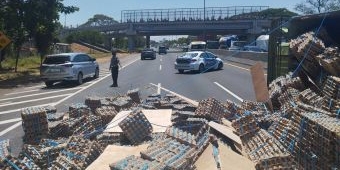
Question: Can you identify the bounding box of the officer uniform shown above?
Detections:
[109,49,121,87]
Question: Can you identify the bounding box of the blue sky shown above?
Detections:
[61,0,299,27]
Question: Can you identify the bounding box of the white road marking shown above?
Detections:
[0,93,72,107]
[0,121,22,136]
[224,62,267,76]
[214,82,244,102]
[157,83,161,94]
[5,89,40,96]
[150,83,198,106]
[0,103,56,115]
[0,87,82,102]
[224,63,249,71]
[159,65,162,71]
[0,118,21,125]
[53,58,140,106]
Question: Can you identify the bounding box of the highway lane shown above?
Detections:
[56,51,258,112]
[0,51,262,156]
[0,54,140,155]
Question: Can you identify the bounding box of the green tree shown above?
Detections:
[230,8,298,19]
[295,0,340,14]
[66,30,104,45]
[177,37,190,45]
[2,0,27,72]
[0,1,8,68]
[258,8,298,18]
[80,14,118,27]
[25,0,79,64]
[114,37,128,49]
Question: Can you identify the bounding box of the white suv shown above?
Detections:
[40,53,99,87]
[174,51,223,74]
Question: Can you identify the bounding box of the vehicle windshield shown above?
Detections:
[179,52,199,58]
[159,46,166,50]
[191,44,206,50]
[43,55,70,64]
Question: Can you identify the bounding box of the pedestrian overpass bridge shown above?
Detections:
[64,6,272,50]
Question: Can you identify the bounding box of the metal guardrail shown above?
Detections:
[121,6,269,23]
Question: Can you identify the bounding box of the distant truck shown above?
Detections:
[218,35,238,49]
[189,41,206,51]
[228,41,247,51]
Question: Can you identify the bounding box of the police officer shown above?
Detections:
[109,49,121,87]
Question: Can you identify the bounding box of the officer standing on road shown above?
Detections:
[109,48,122,87]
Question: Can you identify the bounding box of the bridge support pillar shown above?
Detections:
[128,36,135,52]
[146,35,150,48]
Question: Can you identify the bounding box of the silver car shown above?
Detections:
[174,51,223,74]
[40,53,99,87]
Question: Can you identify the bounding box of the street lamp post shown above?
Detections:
[203,0,206,42]
[204,0,205,21]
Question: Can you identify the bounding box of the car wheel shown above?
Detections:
[198,64,205,73]
[141,57,144,60]
[94,67,99,78]
[76,72,83,85]
[218,62,223,70]
[178,69,184,74]
[45,81,54,87]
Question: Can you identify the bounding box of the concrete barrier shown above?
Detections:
[208,49,268,62]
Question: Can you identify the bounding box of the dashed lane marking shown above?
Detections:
[150,83,198,106]
[214,82,244,102]
[157,83,161,94]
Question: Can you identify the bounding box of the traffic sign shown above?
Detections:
[0,31,11,50]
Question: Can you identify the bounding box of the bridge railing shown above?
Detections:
[121,6,269,23]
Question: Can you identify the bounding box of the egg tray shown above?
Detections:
[118,110,153,145]
[0,155,41,170]
[0,139,10,159]
[109,155,165,170]
[231,114,260,141]
[127,88,141,104]
[85,97,102,112]
[68,103,91,118]
[195,98,230,122]
[95,106,118,125]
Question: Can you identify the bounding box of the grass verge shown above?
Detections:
[0,56,41,88]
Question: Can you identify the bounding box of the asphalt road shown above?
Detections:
[0,51,262,156]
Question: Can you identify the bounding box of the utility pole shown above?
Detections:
[204,0,206,21]
[203,0,206,42]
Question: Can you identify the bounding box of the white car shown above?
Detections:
[174,51,223,74]
[40,53,99,87]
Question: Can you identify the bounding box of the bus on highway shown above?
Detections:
[189,41,206,51]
